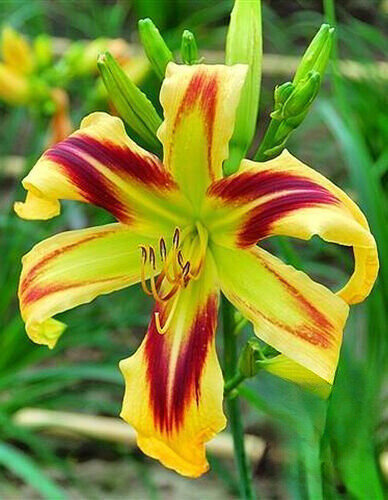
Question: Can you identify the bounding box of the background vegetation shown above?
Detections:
[0,0,386,498]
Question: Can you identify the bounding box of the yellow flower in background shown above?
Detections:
[15,63,378,477]
[0,27,33,104]
[71,37,149,82]
[1,26,34,75]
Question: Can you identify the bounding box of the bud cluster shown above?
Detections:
[255,24,334,161]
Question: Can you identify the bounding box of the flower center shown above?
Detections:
[139,222,208,334]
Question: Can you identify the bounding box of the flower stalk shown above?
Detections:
[222,296,256,500]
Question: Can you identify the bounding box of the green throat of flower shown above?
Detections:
[139,222,209,334]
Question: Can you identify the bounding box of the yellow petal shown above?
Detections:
[260,354,331,399]
[15,112,190,238]
[1,27,33,75]
[205,149,378,304]
[158,62,247,206]
[19,223,160,348]
[120,252,225,477]
[212,244,349,384]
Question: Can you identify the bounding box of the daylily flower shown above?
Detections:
[15,63,378,477]
[0,27,33,105]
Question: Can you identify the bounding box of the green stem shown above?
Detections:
[254,117,281,161]
[222,296,256,500]
[224,372,246,395]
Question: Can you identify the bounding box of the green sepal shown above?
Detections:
[138,18,173,81]
[180,30,200,65]
[97,51,162,150]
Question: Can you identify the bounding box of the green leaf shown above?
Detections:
[0,442,66,499]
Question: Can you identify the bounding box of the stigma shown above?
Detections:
[139,223,208,334]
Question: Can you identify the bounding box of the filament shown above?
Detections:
[154,293,180,335]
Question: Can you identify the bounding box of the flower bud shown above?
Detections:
[180,30,199,65]
[138,18,173,81]
[293,24,334,86]
[237,338,262,378]
[224,0,262,175]
[271,81,294,119]
[1,27,33,75]
[274,81,294,108]
[98,51,161,150]
[282,71,321,118]
[33,34,53,69]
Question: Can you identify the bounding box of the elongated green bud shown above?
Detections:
[224,0,262,175]
[98,51,162,150]
[293,24,334,85]
[138,18,173,81]
[180,30,199,64]
[238,338,263,378]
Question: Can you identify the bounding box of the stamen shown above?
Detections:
[159,238,167,261]
[177,250,185,269]
[149,246,156,269]
[188,222,208,279]
[173,227,180,248]
[154,294,179,335]
[139,246,153,296]
[182,261,190,278]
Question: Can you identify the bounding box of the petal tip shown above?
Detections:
[14,190,60,220]
[26,318,66,349]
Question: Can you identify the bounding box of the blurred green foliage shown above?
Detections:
[0,0,386,498]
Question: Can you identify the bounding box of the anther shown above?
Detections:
[182,261,190,277]
[149,246,156,269]
[173,228,180,248]
[177,250,185,269]
[140,245,147,262]
[159,238,167,261]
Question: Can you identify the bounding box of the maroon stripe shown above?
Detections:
[173,71,218,179]
[208,170,336,202]
[145,295,218,434]
[65,135,175,188]
[144,303,170,433]
[171,295,218,430]
[255,252,334,347]
[22,275,123,305]
[20,230,117,296]
[46,145,131,223]
[238,189,337,246]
